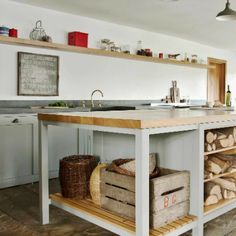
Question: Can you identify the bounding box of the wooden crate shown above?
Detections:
[100,167,190,228]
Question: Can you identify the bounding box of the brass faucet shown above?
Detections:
[91,89,104,107]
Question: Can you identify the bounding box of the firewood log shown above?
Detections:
[205,143,212,152]
[233,127,236,143]
[215,153,234,161]
[215,138,229,149]
[209,156,230,173]
[215,154,236,168]
[215,155,236,174]
[204,155,209,161]
[214,133,217,141]
[205,160,222,175]
[228,134,235,147]
[219,127,234,137]
[215,131,227,140]
[215,154,236,169]
[215,128,236,146]
[223,177,236,183]
[212,143,216,151]
[204,195,219,206]
[223,188,236,199]
[226,167,236,173]
[205,131,215,144]
[205,182,222,200]
[212,178,236,192]
[204,170,213,179]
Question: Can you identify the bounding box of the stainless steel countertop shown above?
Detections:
[0,107,90,114]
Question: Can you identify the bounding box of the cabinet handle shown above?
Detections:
[12,118,19,123]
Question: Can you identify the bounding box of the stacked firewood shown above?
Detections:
[204,154,236,206]
[205,127,236,152]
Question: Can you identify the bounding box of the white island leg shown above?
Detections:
[135,129,150,236]
[39,120,49,225]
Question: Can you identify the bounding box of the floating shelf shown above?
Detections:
[204,198,236,215]
[50,193,197,236]
[204,170,236,183]
[204,145,236,155]
[0,35,214,69]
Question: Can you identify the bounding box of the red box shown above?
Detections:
[68,31,88,48]
[9,28,18,38]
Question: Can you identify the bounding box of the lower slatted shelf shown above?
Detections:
[50,193,197,236]
[204,197,236,215]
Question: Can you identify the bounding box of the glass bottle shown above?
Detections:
[137,40,143,55]
[226,85,232,107]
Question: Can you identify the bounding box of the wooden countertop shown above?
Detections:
[38,109,236,129]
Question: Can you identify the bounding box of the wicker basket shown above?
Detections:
[59,155,97,199]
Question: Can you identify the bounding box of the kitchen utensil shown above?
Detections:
[168,53,180,59]
[170,81,180,103]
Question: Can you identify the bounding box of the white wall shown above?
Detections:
[1,0,236,101]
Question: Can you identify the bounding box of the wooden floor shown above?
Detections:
[0,179,114,236]
[0,179,236,236]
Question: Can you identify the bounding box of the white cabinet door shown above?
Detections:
[0,114,79,187]
[0,123,34,187]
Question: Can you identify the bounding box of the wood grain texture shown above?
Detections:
[204,198,236,215]
[0,35,213,69]
[50,193,197,235]
[151,201,189,229]
[38,109,236,129]
[100,167,190,228]
[207,57,226,104]
[100,183,135,205]
[100,168,135,191]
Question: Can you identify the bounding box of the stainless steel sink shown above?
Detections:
[90,106,136,111]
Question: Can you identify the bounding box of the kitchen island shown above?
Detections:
[38,109,236,236]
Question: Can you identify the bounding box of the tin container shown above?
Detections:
[68,31,88,48]
[0,26,9,36]
[9,28,18,37]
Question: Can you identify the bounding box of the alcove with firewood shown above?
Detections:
[204,127,236,213]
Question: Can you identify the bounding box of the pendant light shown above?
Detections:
[216,0,236,21]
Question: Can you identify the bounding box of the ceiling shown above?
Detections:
[10,0,236,50]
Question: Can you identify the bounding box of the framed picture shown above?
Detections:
[17,52,59,96]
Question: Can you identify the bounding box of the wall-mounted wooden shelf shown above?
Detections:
[0,35,214,69]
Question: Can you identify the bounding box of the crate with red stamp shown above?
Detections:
[100,167,190,229]
[68,31,88,48]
